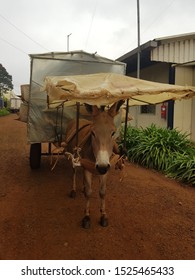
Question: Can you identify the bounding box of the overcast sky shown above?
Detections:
[0,0,194,94]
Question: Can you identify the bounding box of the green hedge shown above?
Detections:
[120,124,195,185]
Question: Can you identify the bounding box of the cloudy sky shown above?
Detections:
[0,0,194,94]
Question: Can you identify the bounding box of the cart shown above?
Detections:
[27,51,126,169]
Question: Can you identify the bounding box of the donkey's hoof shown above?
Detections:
[82,216,90,229]
[100,215,108,227]
[69,190,76,198]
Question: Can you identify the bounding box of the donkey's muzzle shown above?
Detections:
[96,164,110,175]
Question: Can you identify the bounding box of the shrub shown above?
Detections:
[0,108,10,116]
[165,151,195,184]
[120,124,195,185]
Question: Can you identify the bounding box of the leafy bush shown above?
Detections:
[0,108,10,116]
[120,124,195,185]
[165,151,195,184]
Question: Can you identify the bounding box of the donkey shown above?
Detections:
[65,100,124,228]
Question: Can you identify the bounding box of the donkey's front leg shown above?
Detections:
[82,169,92,229]
[99,174,108,227]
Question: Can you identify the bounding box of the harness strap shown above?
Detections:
[65,120,92,147]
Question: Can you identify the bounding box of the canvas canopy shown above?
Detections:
[44,72,195,107]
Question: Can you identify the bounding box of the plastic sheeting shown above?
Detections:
[44,72,195,106]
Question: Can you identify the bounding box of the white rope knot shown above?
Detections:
[50,144,83,171]
[65,147,82,168]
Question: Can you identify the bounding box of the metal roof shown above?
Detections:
[152,33,195,64]
[154,32,195,43]
[29,50,125,65]
[117,40,157,62]
[117,41,158,72]
[117,32,195,69]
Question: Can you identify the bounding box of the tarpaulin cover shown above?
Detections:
[44,72,195,106]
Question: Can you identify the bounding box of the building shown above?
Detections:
[117,32,195,141]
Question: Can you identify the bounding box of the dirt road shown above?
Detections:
[0,114,194,260]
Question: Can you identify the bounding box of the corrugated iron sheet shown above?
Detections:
[151,39,195,63]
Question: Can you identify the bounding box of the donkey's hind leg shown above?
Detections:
[99,174,108,227]
[82,169,92,229]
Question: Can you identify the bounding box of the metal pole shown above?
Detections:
[123,0,141,150]
[67,33,72,52]
[75,102,80,147]
[135,0,141,127]
[123,99,129,154]
[137,0,141,79]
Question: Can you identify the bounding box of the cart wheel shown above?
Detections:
[30,143,41,169]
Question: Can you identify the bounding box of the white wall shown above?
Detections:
[129,104,167,128]
[191,67,195,141]
[174,66,195,140]
[191,97,195,141]
[129,63,169,128]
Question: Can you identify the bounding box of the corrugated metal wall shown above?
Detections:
[151,39,195,63]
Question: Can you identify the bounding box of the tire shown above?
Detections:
[30,143,41,169]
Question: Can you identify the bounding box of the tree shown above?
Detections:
[0,63,13,97]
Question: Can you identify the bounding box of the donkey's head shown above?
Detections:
[86,100,124,175]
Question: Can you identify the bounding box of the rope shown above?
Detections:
[50,144,82,171]
[50,145,65,171]
[65,147,82,168]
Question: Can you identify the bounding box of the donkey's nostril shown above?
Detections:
[96,164,110,175]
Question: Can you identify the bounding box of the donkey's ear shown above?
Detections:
[85,103,100,116]
[108,100,125,117]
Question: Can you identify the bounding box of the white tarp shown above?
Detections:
[44,72,195,106]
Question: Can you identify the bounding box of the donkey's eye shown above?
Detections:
[111,131,115,137]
